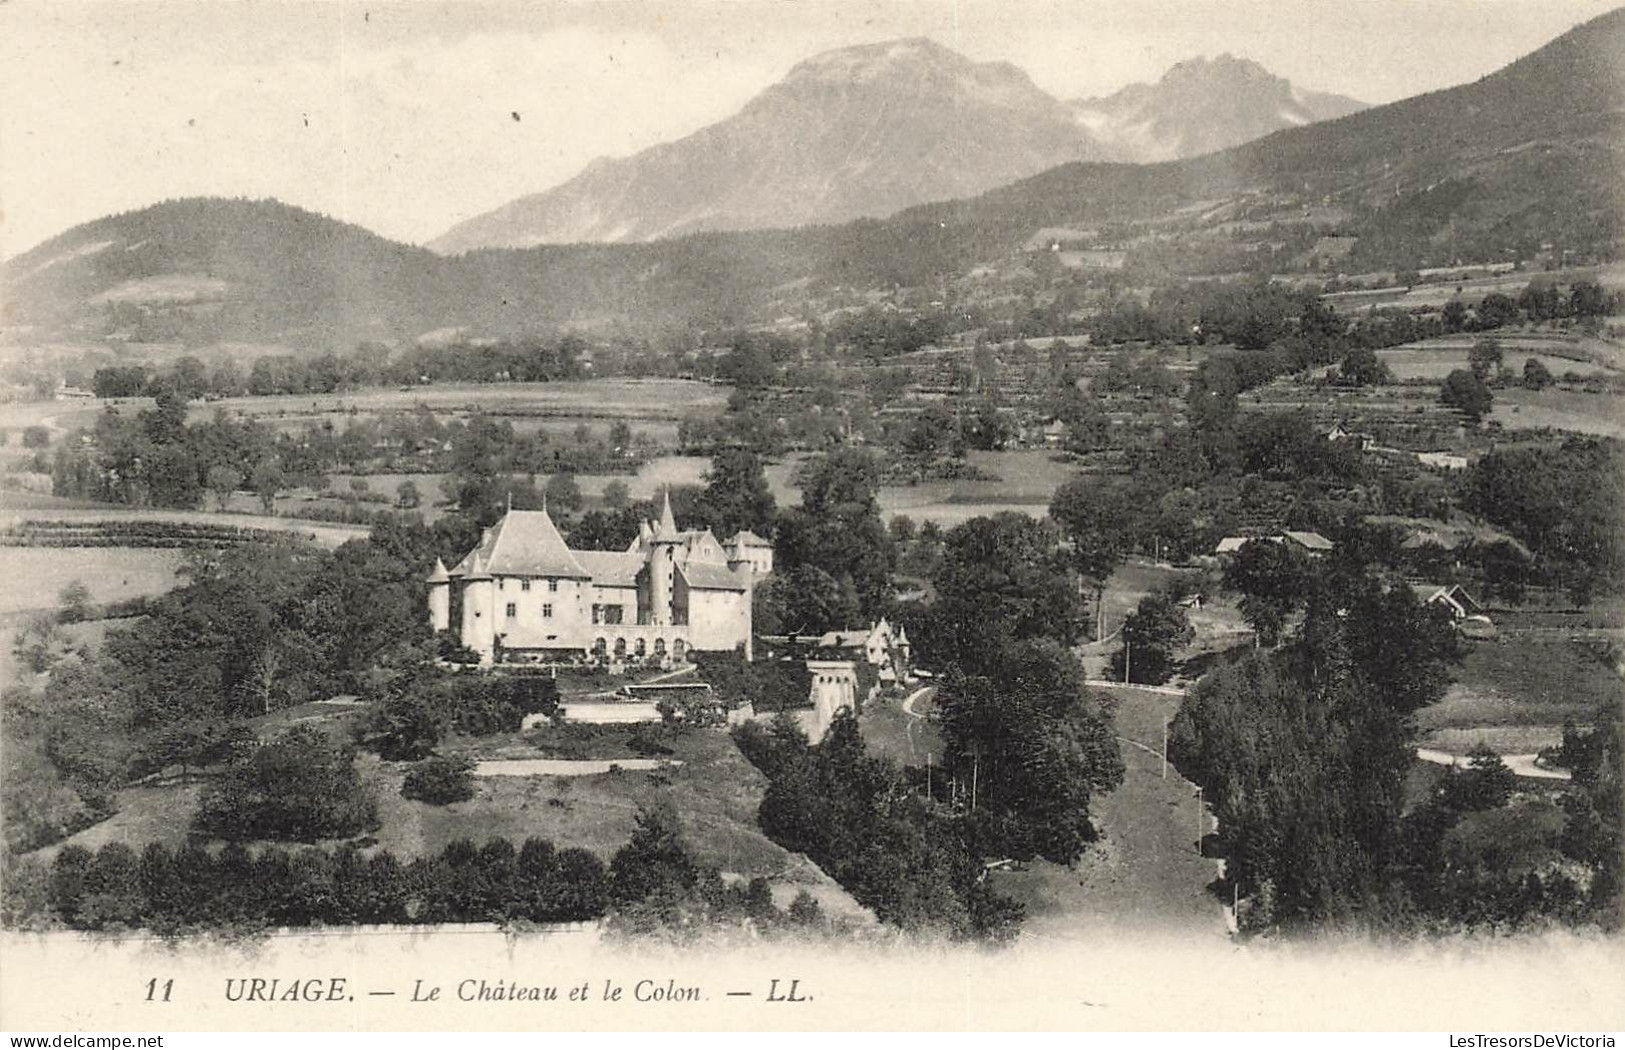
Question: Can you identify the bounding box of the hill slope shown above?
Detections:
[1072,54,1367,162]
[430,38,1110,252]
[6,9,1623,348]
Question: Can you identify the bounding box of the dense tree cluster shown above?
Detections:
[736,713,1023,942]
[1169,565,1468,931]
[935,642,1124,864]
[1462,437,1625,601]
[193,725,379,842]
[774,449,894,621]
[40,835,609,932]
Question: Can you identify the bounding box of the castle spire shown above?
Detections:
[658,487,677,536]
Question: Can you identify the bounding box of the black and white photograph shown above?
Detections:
[0,0,1621,1035]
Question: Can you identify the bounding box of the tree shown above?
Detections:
[1440,368,1493,423]
[1468,339,1504,382]
[602,479,630,510]
[249,460,284,515]
[925,514,1086,671]
[57,580,93,624]
[366,694,441,761]
[1522,358,1555,390]
[401,756,476,805]
[935,641,1124,864]
[608,803,699,905]
[774,449,893,617]
[1110,592,1194,685]
[545,472,583,513]
[1438,745,1517,813]
[1222,540,1309,647]
[696,448,776,538]
[193,724,379,842]
[1338,347,1392,387]
[1475,293,1519,331]
[1050,476,1139,639]
[396,479,422,510]
[206,465,243,512]
[21,425,50,449]
[751,564,858,636]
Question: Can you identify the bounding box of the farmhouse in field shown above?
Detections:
[1410,582,1487,620]
[429,492,769,666]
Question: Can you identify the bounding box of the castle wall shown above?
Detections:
[491,575,589,650]
[685,588,750,653]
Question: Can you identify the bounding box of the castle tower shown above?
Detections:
[460,552,496,665]
[727,534,757,662]
[647,489,680,626]
[427,557,451,632]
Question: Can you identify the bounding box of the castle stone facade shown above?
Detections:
[429,493,769,666]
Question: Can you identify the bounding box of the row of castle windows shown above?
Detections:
[591,637,686,658]
[501,579,559,593]
[506,603,553,619]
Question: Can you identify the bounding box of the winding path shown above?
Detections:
[1414,747,1571,780]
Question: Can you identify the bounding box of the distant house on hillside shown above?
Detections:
[1416,451,1470,471]
[1325,422,1374,450]
[1281,531,1335,556]
[1410,582,1486,620]
[1213,535,1271,556]
[1214,532,1334,558]
[1409,582,1494,636]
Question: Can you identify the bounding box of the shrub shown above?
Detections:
[192,724,379,842]
[401,756,476,805]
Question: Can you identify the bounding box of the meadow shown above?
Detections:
[1490,386,1625,437]
[1375,347,1615,382]
[26,710,872,924]
[1412,633,1619,742]
[184,379,728,446]
[0,546,184,614]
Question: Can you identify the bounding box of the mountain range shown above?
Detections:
[5,8,1622,350]
[429,41,1365,252]
[1071,53,1366,163]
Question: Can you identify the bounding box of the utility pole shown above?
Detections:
[972,752,980,812]
[1123,635,1131,684]
[1162,717,1169,780]
[1196,785,1205,850]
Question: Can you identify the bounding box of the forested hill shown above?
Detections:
[5,8,1623,349]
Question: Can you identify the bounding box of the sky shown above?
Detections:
[2,0,1620,258]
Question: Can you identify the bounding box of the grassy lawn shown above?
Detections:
[28,722,871,924]
[1491,387,1625,438]
[858,686,943,768]
[992,685,1226,940]
[1415,635,1620,733]
[0,547,185,614]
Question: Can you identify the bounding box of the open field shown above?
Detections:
[1400,330,1625,368]
[1375,348,1615,381]
[1320,264,1625,311]
[0,489,373,547]
[1490,387,1625,437]
[182,379,728,446]
[859,685,943,768]
[1413,636,1620,734]
[25,717,871,924]
[0,546,184,614]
